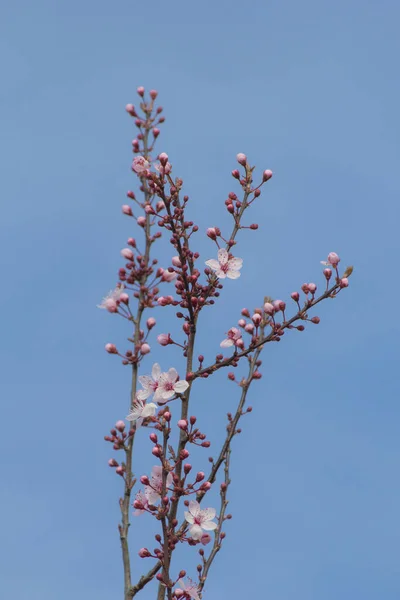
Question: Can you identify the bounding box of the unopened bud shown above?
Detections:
[263,169,273,182]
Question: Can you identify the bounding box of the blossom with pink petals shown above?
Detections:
[220,327,243,348]
[97,285,125,312]
[321,252,340,268]
[137,363,189,404]
[132,156,150,174]
[144,465,173,505]
[133,489,148,516]
[184,500,217,540]
[126,398,157,428]
[205,248,243,280]
[175,579,201,600]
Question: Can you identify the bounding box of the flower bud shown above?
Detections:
[264,302,275,315]
[150,89,158,100]
[105,343,118,354]
[115,420,125,432]
[125,104,136,116]
[340,277,349,288]
[108,458,118,467]
[323,268,332,281]
[291,291,300,302]
[252,313,262,326]
[184,463,192,474]
[308,283,317,294]
[146,317,156,329]
[122,205,133,216]
[138,547,151,558]
[236,153,247,166]
[157,333,172,346]
[311,316,320,324]
[121,248,134,261]
[137,216,146,227]
[178,419,188,430]
[140,343,151,355]
[207,227,218,240]
[116,466,125,476]
[172,256,182,268]
[159,152,169,166]
[137,86,145,96]
[263,169,273,181]
[195,471,205,482]
[201,533,212,545]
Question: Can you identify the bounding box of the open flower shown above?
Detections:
[321,252,340,268]
[126,398,157,428]
[132,156,150,174]
[138,363,189,404]
[97,285,125,312]
[184,500,217,540]
[133,489,148,516]
[205,248,243,279]
[144,465,173,505]
[175,578,201,600]
[220,327,243,348]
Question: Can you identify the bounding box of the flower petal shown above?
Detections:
[200,507,216,521]
[173,380,189,394]
[188,500,200,517]
[151,363,162,381]
[201,521,218,531]
[227,257,243,271]
[138,375,154,389]
[226,269,241,279]
[166,367,178,383]
[184,511,195,524]
[142,402,157,418]
[136,389,151,400]
[189,524,203,540]
[217,248,229,265]
[205,259,220,271]
[220,338,234,348]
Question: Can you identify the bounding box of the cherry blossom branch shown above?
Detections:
[198,449,231,593]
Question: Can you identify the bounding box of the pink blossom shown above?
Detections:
[133,489,148,516]
[105,343,117,354]
[155,161,172,174]
[205,248,243,280]
[122,204,133,216]
[160,269,177,282]
[263,169,273,181]
[184,500,217,540]
[321,252,340,267]
[137,86,145,96]
[144,465,173,505]
[146,317,156,329]
[175,579,201,600]
[115,420,125,432]
[132,156,150,174]
[200,533,212,545]
[137,216,146,227]
[157,333,172,346]
[121,248,134,261]
[97,285,125,312]
[126,398,157,428]
[137,363,189,404]
[172,256,182,267]
[140,343,151,355]
[220,327,243,348]
[236,153,247,166]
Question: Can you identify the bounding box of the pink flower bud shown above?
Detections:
[150,89,158,100]
[159,152,169,166]
[116,466,125,476]
[252,313,262,326]
[126,190,136,200]
[232,169,240,179]
[115,420,125,432]
[121,248,134,261]
[147,317,156,329]
[138,547,151,558]
[263,169,273,181]
[238,319,246,328]
[253,371,262,379]
[207,227,218,240]
[137,216,146,227]
[272,300,284,312]
[323,268,332,280]
[175,590,184,598]
[149,433,158,443]
[152,446,161,457]
[241,308,250,317]
[311,316,320,324]
[137,86,145,96]
[140,343,151,355]
[157,333,172,346]
[244,323,254,333]
[178,419,188,430]
[153,127,160,138]
[196,471,205,482]
[172,256,182,268]
[140,475,150,485]
[125,104,136,116]
[340,277,349,288]
[327,252,340,267]
[108,458,118,467]
[120,293,129,304]
[161,270,176,282]
[105,343,118,354]
[122,205,133,216]
[180,449,190,459]
[104,298,118,313]
[156,200,165,211]
[308,283,317,294]
[236,153,247,166]
[184,463,192,474]
[201,481,211,491]
[264,302,275,315]
[291,291,300,302]
[201,533,212,545]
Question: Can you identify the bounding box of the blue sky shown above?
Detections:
[1,1,400,598]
